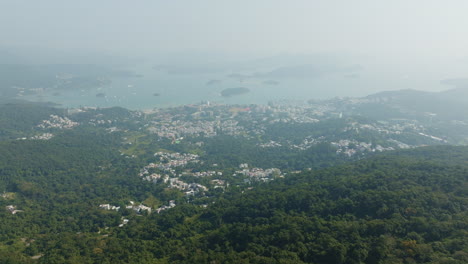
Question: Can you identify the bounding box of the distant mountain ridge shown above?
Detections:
[362,87,468,120]
[366,87,468,102]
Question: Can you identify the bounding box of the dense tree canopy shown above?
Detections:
[0,103,466,263]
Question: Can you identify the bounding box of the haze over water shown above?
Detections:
[2,1,468,109]
[20,60,451,110]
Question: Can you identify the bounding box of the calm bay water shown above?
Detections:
[20,64,447,110]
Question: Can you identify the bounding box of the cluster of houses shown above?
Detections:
[5,205,23,214]
[139,152,200,179]
[138,151,209,197]
[126,201,152,214]
[89,119,113,126]
[154,152,199,169]
[179,182,208,196]
[119,218,129,228]
[146,116,247,141]
[290,137,322,150]
[140,173,209,197]
[18,133,55,141]
[235,164,283,183]
[148,120,218,139]
[141,173,166,183]
[99,200,177,220]
[331,139,395,157]
[99,201,152,214]
[98,204,120,211]
[258,140,282,148]
[183,170,223,177]
[30,133,54,140]
[155,200,176,214]
[37,115,79,130]
[211,179,228,190]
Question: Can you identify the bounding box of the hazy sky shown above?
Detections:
[2,0,468,101]
[1,0,467,61]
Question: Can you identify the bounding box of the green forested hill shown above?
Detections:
[0,127,167,263]
[0,102,466,263]
[186,147,467,263]
[4,146,462,264]
[0,102,65,140]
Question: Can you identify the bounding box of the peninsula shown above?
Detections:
[221,87,250,97]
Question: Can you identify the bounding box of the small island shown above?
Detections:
[153,93,160,97]
[221,87,250,97]
[96,93,106,98]
[263,80,279,85]
[206,79,222,86]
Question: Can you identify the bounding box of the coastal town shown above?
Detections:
[26,97,453,153]
[13,98,459,221]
